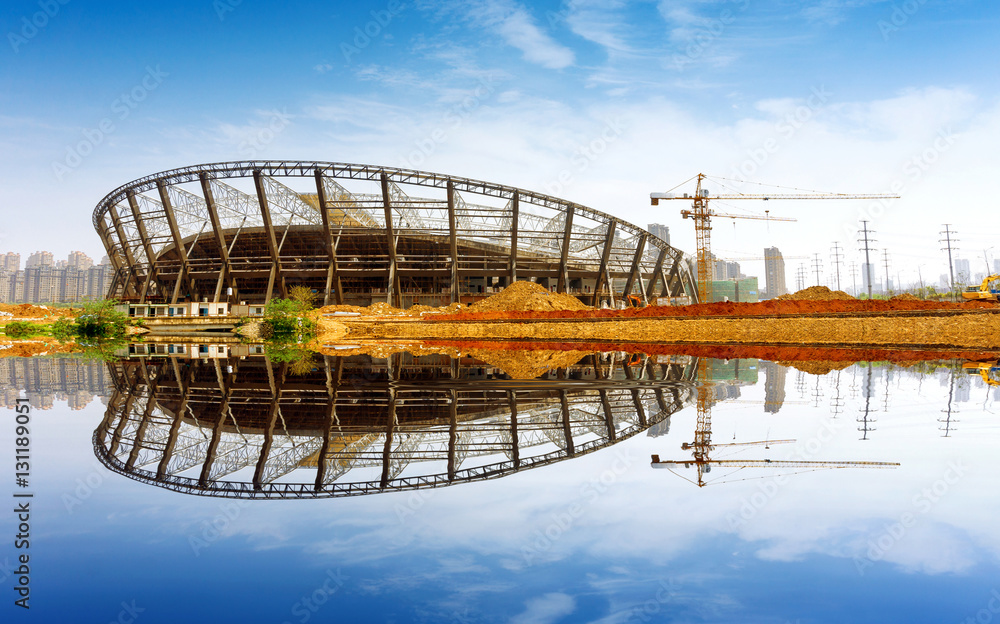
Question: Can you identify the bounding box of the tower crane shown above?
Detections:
[718,255,808,262]
[651,173,898,303]
[651,359,899,487]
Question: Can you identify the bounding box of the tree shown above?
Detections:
[288,286,318,310]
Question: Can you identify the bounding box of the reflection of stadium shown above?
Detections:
[93,352,697,499]
[92,161,696,307]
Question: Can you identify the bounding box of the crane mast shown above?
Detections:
[651,173,898,303]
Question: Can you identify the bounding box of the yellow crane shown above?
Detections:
[651,173,898,303]
[651,358,899,487]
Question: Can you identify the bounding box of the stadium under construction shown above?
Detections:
[92,161,697,309]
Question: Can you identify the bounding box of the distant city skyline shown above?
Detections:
[0,248,111,303]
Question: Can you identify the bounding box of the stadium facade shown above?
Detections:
[93,161,696,308]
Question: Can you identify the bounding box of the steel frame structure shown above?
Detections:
[94,161,697,306]
[94,352,698,499]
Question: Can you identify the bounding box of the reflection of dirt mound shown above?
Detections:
[314,317,348,340]
[422,340,1000,366]
[776,360,856,375]
[0,340,78,357]
[462,348,589,379]
[777,286,855,301]
[466,281,590,313]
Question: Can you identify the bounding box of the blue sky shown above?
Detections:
[2,0,999,288]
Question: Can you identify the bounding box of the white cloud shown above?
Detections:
[451,0,575,69]
[802,0,892,26]
[509,593,577,624]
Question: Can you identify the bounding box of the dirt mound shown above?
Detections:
[777,286,855,301]
[891,293,920,301]
[0,304,75,319]
[465,281,590,313]
[316,302,463,317]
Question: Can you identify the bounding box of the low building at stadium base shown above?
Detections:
[93,161,697,313]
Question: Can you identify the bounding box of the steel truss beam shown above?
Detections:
[94,161,695,303]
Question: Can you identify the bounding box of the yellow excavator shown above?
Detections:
[962,361,1000,387]
[962,274,1000,301]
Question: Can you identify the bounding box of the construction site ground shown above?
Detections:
[315,283,1000,352]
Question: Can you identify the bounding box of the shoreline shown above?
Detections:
[333,310,1000,350]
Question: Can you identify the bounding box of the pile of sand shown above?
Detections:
[0,304,76,319]
[464,281,590,313]
[891,293,920,301]
[315,302,464,317]
[776,286,855,301]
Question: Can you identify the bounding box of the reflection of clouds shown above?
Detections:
[35,361,1000,609]
[510,592,575,624]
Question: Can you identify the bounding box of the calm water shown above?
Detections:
[2,351,998,623]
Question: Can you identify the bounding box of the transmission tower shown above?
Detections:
[812,253,823,287]
[849,261,858,297]
[940,224,958,302]
[795,264,807,291]
[831,242,844,291]
[858,221,877,299]
[882,249,892,296]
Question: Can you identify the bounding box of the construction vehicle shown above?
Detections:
[962,361,1000,387]
[651,357,899,487]
[624,294,645,308]
[961,274,1000,301]
[651,174,898,303]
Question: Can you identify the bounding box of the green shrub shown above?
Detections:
[74,299,128,340]
[51,318,76,341]
[262,298,314,340]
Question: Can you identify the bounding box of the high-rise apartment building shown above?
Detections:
[763,247,786,299]
[67,251,94,270]
[647,223,670,246]
[1,252,19,272]
[26,251,54,267]
[954,258,971,284]
[0,250,114,303]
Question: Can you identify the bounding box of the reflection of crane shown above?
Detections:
[651,173,898,302]
[963,361,1000,387]
[651,357,900,487]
